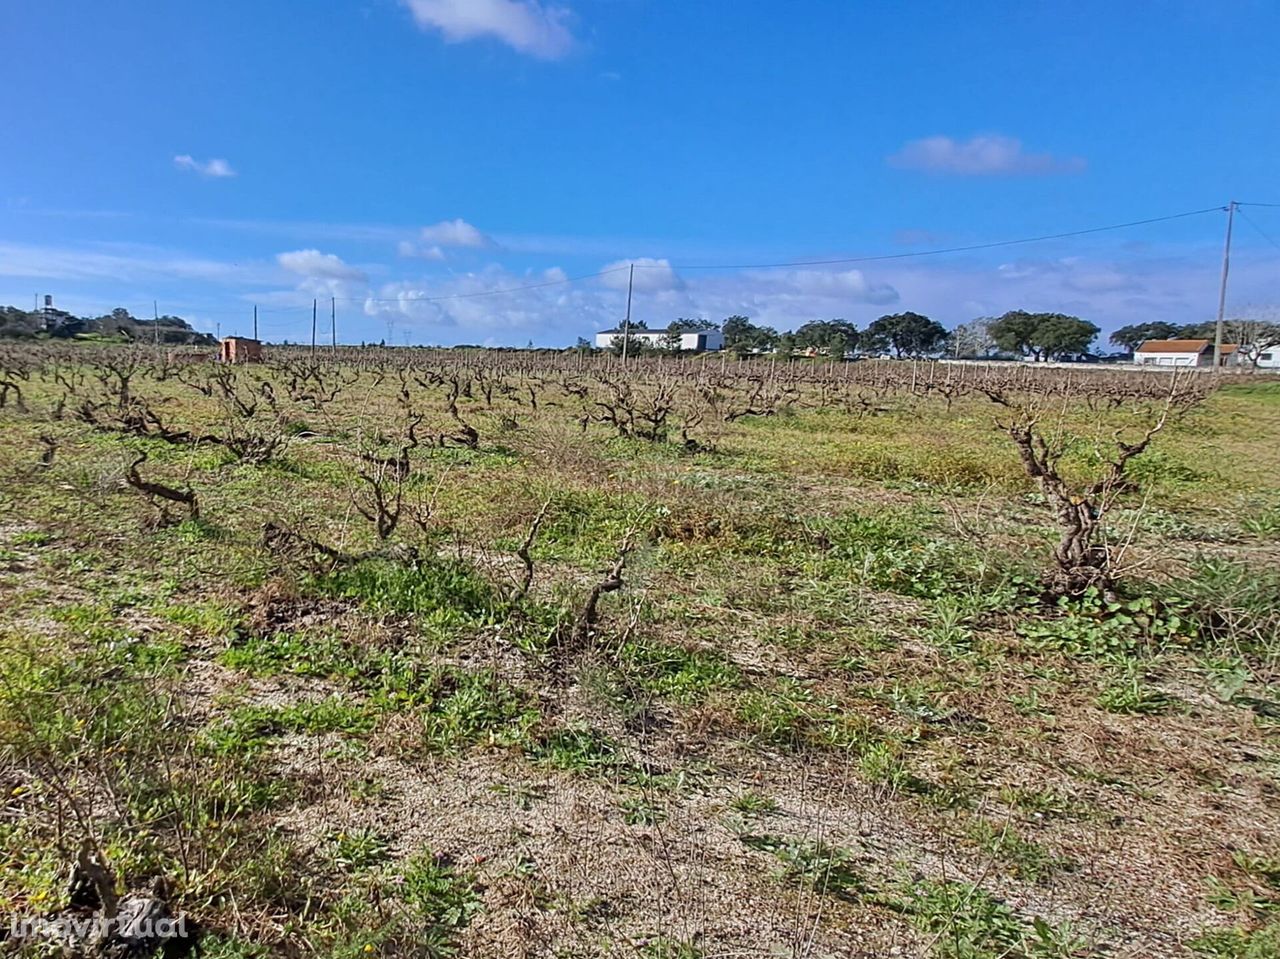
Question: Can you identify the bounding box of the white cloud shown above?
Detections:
[276,249,367,282]
[400,0,574,59]
[398,240,446,260]
[601,257,683,292]
[173,155,237,178]
[362,265,589,342]
[888,135,1085,176]
[768,268,900,305]
[418,218,493,248]
[396,220,493,260]
[357,257,903,345]
[996,257,1141,294]
[11,228,1278,350]
[182,215,714,262]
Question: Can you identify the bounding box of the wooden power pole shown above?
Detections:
[621,263,634,367]
[1213,201,1238,370]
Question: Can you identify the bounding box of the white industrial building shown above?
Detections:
[594,328,724,352]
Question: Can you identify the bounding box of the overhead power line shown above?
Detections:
[636,206,1227,271]
[299,204,1238,308]
[33,203,1269,333]
[1237,207,1280,253]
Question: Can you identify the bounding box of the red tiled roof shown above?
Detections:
[1135,339,1240,354]
[1135,339,1210,353]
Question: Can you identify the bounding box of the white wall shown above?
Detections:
[593,330,723,351]
[1134,352,1203,366]
[681,330,724,351]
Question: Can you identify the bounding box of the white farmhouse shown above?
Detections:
[1246,345,1280,369]
[1133,338,1239,367]
[593,328,724,352]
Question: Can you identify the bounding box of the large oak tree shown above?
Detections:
[990,310,1099,361]
[865,311,948,358]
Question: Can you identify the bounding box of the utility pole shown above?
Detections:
[311,299,318,356]
[331,297,337,351]
[1214,200,1238,370]
[153,300,160,346]
[253,304,258,341]
[621,262,634,367]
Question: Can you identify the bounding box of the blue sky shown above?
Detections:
[2,0,1278,346]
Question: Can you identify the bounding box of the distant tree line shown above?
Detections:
[716,310,1099,361]
[597,307,1279,365]
[0,305,216,345]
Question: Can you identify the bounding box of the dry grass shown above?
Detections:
[0,347,1278,958]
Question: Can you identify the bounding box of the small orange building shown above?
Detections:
[220,337,264,364]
